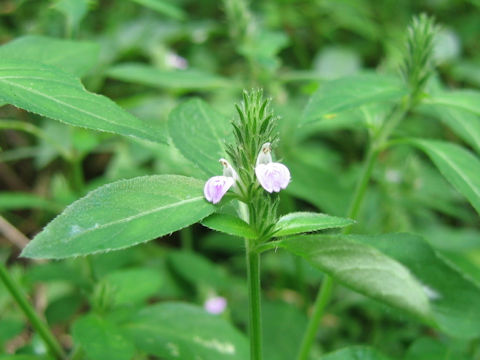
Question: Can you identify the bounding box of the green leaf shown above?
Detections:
[168,251,229,290]
[107,63,229,91]
[129,0,186,20]
[0,59,165,143]
[0,192,62,212]
[101,268,163,306]
[356,233,480,338]
[279,235,431,320]
[53,0,89,31]
[202,214,257,239]
[322,346,391,360]
[428,90,480,117]
[168,98,232,176]
[420,104,480,153]
[407,139,480,215]
[302,74,407,124]
[0,35,99,77]
[123,303,249,360]
[21,175,215,259]
[72,314,135,360]
[263,301,308,360]
[273,212,354,237]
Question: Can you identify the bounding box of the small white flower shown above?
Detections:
[255,143,291,193]
[203,159,238,204]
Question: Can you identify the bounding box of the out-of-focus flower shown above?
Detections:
[204,296,227,315]
[166,51,188,70]
[255,143,290,193]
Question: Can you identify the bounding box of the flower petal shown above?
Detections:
[255,162,291,193]
[204,176,235,204]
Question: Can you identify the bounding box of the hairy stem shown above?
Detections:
[246,242,263,360]
[0,262,66,360]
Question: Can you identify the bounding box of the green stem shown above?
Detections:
[245,241,263,360]
[70,156,85,194]
[0,262,66,360]
[295,276,333,360]
[295,100,412,360]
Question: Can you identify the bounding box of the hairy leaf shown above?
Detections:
[21,175,215,259]
[202,213,257,239]
[273,212,354,237]
[0,60,165,143]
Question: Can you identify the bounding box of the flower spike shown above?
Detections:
[255,143,290,193]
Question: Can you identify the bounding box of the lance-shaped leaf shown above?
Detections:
[201,213,257,239]
[0,59,165,143]
[107,63,229,90]
[356,233,480,338]
[0,35,99,77]
[122,303,249,360]
[302,74,407,124]
[428,90,480,117]
[21,175,215,259]
[407,139,480,215]
[273,212,354,237]
[168,98,232,176]
[279,235,432,321]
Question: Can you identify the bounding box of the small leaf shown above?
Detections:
[21,175,216,259]
[107,63,229,90]
[357,233,480,338]
[168,98,233,176]
[407,139,480,215]
[202,213,257,239]
[0,59,165,143]
[280,235,432,320]
[72,314,135,360]
[322,346,391,360]
[122,303,249,360]
[302,74,407,124]
[273,212,354,237]
[0,35,99,77]
[130,0,186,20]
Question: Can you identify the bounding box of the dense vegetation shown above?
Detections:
[1,1,480,359]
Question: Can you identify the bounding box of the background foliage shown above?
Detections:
[1,0,480,359]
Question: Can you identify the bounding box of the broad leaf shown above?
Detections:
[302,74,407,124]
[322,346,391,360]
[0,60,165,143]
[0,36,99,77]
[21,175,215,259]
[123,303,249,360]
[72,314,135,360]
[168,98,232,176]
[202,214,257,239]
[407,139,480,215]
[273,212,354,237]
[357,233,480,338]
[279,235,431,320]
[107,63,228,90]
[130,0,186,20]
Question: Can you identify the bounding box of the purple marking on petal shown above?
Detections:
[204,176,235,204]
[255,162,291,193]
[204,296,227,314]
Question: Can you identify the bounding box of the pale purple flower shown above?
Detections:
[165,52,188,70]
[204,159,238,204]
[204,296,227,314]
[255,143,291,193]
